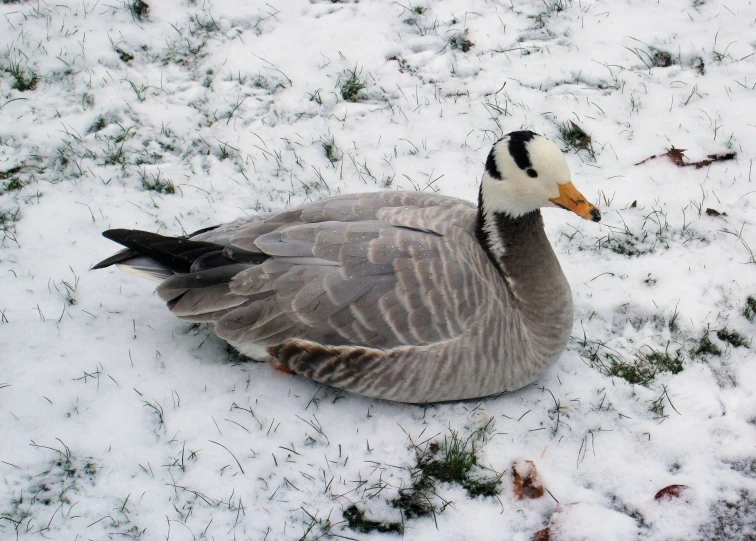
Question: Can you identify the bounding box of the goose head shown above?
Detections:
[481,131,601,222]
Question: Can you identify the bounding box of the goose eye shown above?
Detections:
[526,168,538,178]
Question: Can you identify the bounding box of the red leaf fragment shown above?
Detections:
[654,484,692,502]
[513,460,545,500]
[532,527,551,541]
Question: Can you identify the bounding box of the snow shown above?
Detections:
[547,503,639,541]
[1,0,756,539]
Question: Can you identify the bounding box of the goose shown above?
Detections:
[94,131,600,403]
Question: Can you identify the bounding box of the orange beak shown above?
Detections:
[549,182,601,222]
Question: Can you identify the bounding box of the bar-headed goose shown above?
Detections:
[95,131,600,403]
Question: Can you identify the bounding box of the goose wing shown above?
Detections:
[157,192,493,355]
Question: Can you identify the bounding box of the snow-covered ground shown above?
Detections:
[1,0,755,539]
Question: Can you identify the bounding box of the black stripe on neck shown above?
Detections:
[475,186,541,272]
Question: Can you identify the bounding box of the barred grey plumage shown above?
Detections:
[95,132,601,403]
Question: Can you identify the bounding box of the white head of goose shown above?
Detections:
[95,130,600,403]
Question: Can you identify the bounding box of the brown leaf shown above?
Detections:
[666,147,687,166]
[636,147,736,169]
[634,146,686,167]
[654,484,692,502]
[691,152,736,169]
[0,166,27,179]
[630,200,637,208]
[513,460,545,500]
[532,527,551,541]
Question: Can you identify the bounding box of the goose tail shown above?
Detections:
[92,227,224,282]
[92,249,174,283]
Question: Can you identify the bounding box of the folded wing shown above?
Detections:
[154,192,486,355]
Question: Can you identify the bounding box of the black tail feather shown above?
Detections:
[100,229,223,274]
[92,248,140,270]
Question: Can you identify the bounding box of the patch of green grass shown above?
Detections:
[693,330,722,358]
[0,208,21,247]
[140,170,175,194]
[448,32,474,53]
[321,136,341,164]
[127,0,149,22]
[557,120,595,159]
[345,427,500,535]
[103,141,127,166]
[624,42,677,70]
[597,233,649,257]
[692,56,706,74]
[649,393,666,417]
[640,345,684,373]
[744,296,756,323]
[592,343,683,385]
[650,49,673,67]
[116,47,134,63]
[88,116,108,134]
[4,440,98,523]
[3,60,38,92]
[542,0,568,13]
[340,68,366,102]
[568,206,707,259]
[606,358,655,385]
[343,505,402,534]
[649,386,679,419]
[3,177,24,191]
[410,430,501,498]
[716,328,749,348]
[391,489,434,519]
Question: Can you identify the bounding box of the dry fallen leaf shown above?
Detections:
[636,147,736,169]
[513,460,545,500]
[654,484,692,502]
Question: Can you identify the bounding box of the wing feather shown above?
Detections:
[153,192,487,360]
